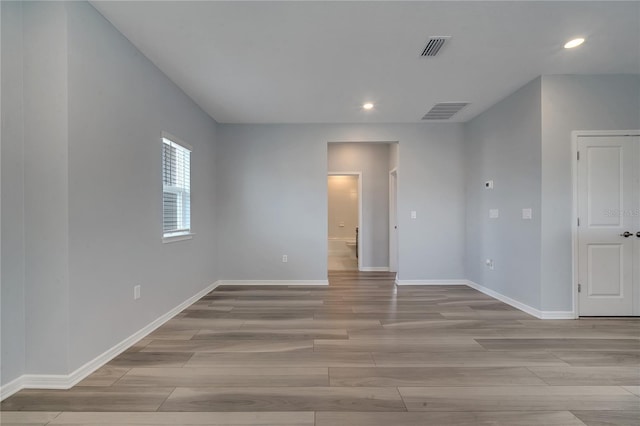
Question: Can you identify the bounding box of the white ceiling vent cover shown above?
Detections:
[420,36,451,57]
[421,102,469,120]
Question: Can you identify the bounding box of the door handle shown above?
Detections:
[637,232,640,238]
[620,231,633,238]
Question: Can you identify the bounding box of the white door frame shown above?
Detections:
[328,171,363,271]
[572,129,640,318]
[389,168,399,274]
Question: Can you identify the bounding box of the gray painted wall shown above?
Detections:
[22,0,71,376]
[464,78,543,309]
[328,143,390,268]
[540,75,640,311]
[216,123,465,281]
[1,1,219,385]
[1,0,26,386]
[464,75,640,313]
[66,1,219,372]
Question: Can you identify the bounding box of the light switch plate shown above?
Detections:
[522,208,532,220]
[489,209,499,219]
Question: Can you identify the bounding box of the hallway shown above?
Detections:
[2,272,639,425]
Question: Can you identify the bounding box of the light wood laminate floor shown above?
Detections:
[2,272,639,425]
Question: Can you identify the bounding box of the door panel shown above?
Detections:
[587,147,622,227]
[587,244,624,297]
[578,135,639,316]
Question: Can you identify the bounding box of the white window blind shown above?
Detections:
[162,136,191,238]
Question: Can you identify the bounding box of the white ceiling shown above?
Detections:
[91,1,640,124]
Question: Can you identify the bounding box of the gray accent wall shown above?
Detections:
[1,0,26,386]
[465,75,640,313]
[1,1,219,385]
[66,1,219,371]
[328,143,390,269]
[216,124,465,281]
[464,78,543,309]
[23,0,71,376]
[540,75,640,311]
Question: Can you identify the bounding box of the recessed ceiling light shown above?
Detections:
[362,102,374,110]
[564,38,585,49]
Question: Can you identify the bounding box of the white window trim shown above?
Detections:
[163,233,194,244]
[162,131,192,242]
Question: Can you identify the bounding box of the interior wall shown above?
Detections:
[327,175,358,241]
[328,143,390,268]
[464,78,543,309]
[66,1,219,371]
[540,74,640,311]
[22,0,71,376]
[1,0,26,387]
[216,123,465,281]
[1,1,220,384]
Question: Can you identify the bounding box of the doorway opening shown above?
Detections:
[327,142,398,274]
[327,173,361,271]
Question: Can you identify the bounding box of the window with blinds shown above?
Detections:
[162,136,191,238]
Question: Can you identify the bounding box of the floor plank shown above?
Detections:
[315,411,588,426]
[571,410,640,426]
[47,411,315,425]
[372,351,569,367]
[1,388,174,412]
[329,366,546,386]
[115,367,328,387]
[159,387,405,412]
[398,386,640,412]
[528,366,640,386]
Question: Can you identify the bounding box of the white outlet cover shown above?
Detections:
[134,285,141,300]
[282,255,288,263]
[489,209,499,219]
[522,208,532,219]
[410,211,417,219]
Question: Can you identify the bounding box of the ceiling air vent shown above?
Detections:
[421,102,469,120]
[420,36,451,57]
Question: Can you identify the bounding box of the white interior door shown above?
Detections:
[389,170,398,273]
[577,135,640,316]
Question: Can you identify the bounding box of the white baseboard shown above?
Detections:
[465,280,574,319]
[395,279,468,286]
[0,376,24,401]
[217,280,329,286]
[0,281,220,401]
[537,310,575,319]
[360,267,389,272]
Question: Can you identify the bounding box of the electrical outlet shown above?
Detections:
[485,259,494,270]
[134,285,141,300]
[522,208,532,220]
[282,255,288,263]
[410,211,417,219]
[489,209,499,219]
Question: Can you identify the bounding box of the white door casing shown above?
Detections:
[577,135,640,316]
[389,169,398,273]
